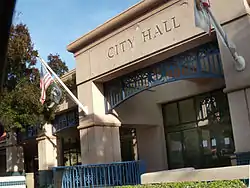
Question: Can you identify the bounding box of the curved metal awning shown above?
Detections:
[104,42,224,112]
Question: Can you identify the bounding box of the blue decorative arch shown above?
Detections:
[104,42,224,112]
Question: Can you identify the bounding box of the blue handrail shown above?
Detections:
[53,161,145,188]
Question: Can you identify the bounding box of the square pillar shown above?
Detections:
[227,89,250,165]
[36,123,57,187]
[218,15,250,165]
[77,81,122,164]
[136,126,167,172]
[78,124,121,164]
[37,123,57,170]
[6,132,24,174]
[56,137,64,166]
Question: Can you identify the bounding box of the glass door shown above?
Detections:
[183,129,201,168]
[164,89,234,170]
[167,132,184,169]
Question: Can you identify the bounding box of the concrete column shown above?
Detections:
[6,132,24,174]
[79,125,121,164]
[227,89,250,164]
[77,81,121,164]
[227,90,250,153]
[36,123,57,187]
[218,15,250,164]
[37,123,57,170]
[137,126,167,172]
[56,137,64,166]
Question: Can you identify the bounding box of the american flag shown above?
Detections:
[194,0,211,34]
[40,65,54,104]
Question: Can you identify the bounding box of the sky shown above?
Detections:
[15,0,140,70]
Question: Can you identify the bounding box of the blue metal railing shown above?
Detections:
[53,161,145,188]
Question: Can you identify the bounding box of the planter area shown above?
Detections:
[119,180,247,188]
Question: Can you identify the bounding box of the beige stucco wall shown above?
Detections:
[219,16,250,92]
[74,0,246,85]
[57,89,77,112]
[115,79,225,126]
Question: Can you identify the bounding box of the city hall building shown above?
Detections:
[1,0,250,182]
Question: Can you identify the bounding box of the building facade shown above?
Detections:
[65,0,250,172]
[1,0,250,182]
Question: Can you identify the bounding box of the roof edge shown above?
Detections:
[61,68,76,82]
[67,0,167,53]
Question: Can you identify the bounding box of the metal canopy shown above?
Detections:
[104,42,224,112]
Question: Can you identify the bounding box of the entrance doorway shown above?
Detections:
[163,89,234,169]
[0,148,6,175]
[62,137,81,166]
[120,127,138,161]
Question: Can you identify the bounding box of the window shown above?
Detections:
[67,111,77,127]
[54,108,79,132]
[58,115,67,129]
[63,138,81,166]
[163,103,179,126]
[179,99,196,123]
[163,90,234,170]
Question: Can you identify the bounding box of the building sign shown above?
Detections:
[88,1,194,79]
[107,17,180,59]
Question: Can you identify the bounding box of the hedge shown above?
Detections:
[119,180,247,188]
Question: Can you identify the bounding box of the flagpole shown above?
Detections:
[37,55,88,115]
[206,8,245,72]
[196,0,246,72]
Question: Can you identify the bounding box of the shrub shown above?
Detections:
[120,180,247,188]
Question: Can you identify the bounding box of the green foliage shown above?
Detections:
[0,77,44,131]
[47,53,68,77]
[119,180,247,188]
[5,24,38,90]
[0,22,69,131]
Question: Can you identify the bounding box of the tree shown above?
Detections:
[0,23,69,132]
[47,53,68,77]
